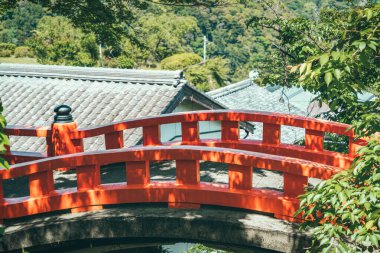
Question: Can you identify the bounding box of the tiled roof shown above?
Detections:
[0,64,190,152]
[208,79,307,144]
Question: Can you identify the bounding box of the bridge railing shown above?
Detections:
[4,106,365,169]
[0,145,344,222]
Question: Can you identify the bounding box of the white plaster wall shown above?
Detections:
[160,100,221,142]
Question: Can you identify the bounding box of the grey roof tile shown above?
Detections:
[1,64,186,153]
[208,79,307,144]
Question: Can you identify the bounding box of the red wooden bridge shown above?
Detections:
[1,107,365,223]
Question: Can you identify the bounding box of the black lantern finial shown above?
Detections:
[53,104,73,123]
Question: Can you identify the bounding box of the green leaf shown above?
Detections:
[370,192,377,203]
[368,43,377,51]
[333,69,342,80]
[319,237,330,246]
[319,53,329,66]
[331,51,340,61]
[299,63,307,74]
[358,42,366,51]
[365,220,374,230]
[370,234,379,247]
[366,9,373,20]
[324,72,333,85]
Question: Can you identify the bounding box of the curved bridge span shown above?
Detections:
[1,109,365,252]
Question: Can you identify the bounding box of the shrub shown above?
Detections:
[14,46,33,58]
[116,55,135,69]
[0,43,16,52]
[185,57,230,91]
[160,53,202,70]
[0,50,13,57]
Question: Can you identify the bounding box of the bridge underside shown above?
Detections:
[1,205,311,253]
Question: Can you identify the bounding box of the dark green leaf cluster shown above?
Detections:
[0,2,44,45]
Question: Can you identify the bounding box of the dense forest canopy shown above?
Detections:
[0,0,356,88]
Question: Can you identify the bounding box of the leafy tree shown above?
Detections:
[251,2,379,252]
[28,16,98,66]
[0,100,9,169]
[186,57,230,91]
[0,0,231,47]
[136,13,201,63]
[161,53,202,70]
[0,2,44,45]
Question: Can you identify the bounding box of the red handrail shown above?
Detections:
[72,110,355,138]
[0,145,344,222]
[4,110,365,166]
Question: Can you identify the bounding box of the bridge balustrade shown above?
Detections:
[5,106,364,167]
[0,145,344,222]
[1,105,367,222]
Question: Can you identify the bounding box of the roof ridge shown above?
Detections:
[206,79,252,98]
[0,63,185,87]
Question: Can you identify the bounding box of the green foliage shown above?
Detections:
[0,49,12,57]
[116,55,135,69]
[248,3,380,252]
[0,100,9,169]
[297,138,380,252]
[186,57,230,92]
[14,46,33,58]
[28,16,98,66]
[0,2,44,45]
[185,244,231,253]
[161,53,202,70]
[0,42,15,51]
[137,13,201,63]
[0,0,224,47]
[0,42,15,56]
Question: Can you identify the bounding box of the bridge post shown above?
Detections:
[263,123,280,145]
[348,137,366,157]
[29,170,55,198]
[169,159,200,209]
[305,129,324,151]
[126,161,150,185]
[181,122,199,144]
[50,105,83,158]
[228,165,252,190]
[221,121,240,141]
[143,125,161,146]
[105,131,124,149]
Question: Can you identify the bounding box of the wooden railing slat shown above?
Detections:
[76,164,100,191]
[143,125,161,146]
[283,173,308,198]
[176,160,200,185]
[263,123,281,145]
[228,164,252,190]
[105,131,124,149]
[221,121,239,141]
[126,161,150,185]
[305,129,324,151]
[29,170,54,198]
[181,122,199,144]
